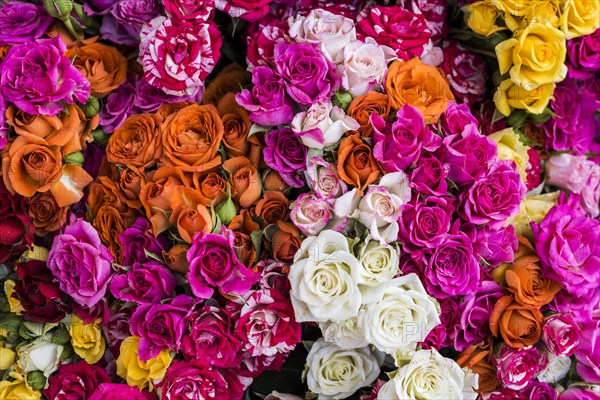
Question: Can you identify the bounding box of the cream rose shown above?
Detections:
[291,102,359,149]
[16,336,63,378]
[355,236,400,303]
[319,317,368,349]
[289,230,361,322]
[306,339,382,400]
[377,348,479,400]
[537,352,571,383]
[362,274,440,354]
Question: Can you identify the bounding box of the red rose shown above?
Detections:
[0,180,34,264]
[45,361,111,400]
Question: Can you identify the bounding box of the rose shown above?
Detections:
[186,229,259,299]
[489,296,544,348]
[356,6,432,61]
[337,134,382,193]
[169,186,212,244]
[347,92,391,137]
[399,0,448,40]
[290,193,333,236]
[354,237,399,303]
[26,193,64,237]
[546,154,600,217]
[235,66,294,126]
[99,80,136,133]
[69,316,106,364]
[116,336,172,391]
[291,101,359,149]
[505,236,561,307]
[508,192,559,241]
[246,20,290,69]
[93,204,137,259]
[0,372,40,400]
[339,38,396,97]
[271,221,302,261]
[0,1,53,46]
[464,1,506,37]
[567,29,600,79]
[264,128,308,188]
[423,297,460,349]
[457,344,498,393]
[16,337,63,378]
[439,101,479,136]
[575,316,600,383]
[473,225,519,269]
[161,104,224,172]
[0,36,90,116]
[496,21,567,87]
[0,181,34,263]
[305,157,347,200]
[288,230,361,322]
[494,79,556,117]
[237,289,301,357]
[110,261,177,304]
[118,217,169,266]
[110,0,162,41]
[221,156,262,208]
[215,0,272,22]
[459,160,526,229]
[255,192,290,226]
[320,317,368,349]
[453,280,504,351]
[216,93,253,159]
[398,196,454,251]
[493,344,540,390]
[257,260,290,292]
[537,352,571,383]
[385,58,455,123]
[130,295,194,360]
[488,128,530,183]
[0,94,7,150]
[274,42,340,105]
[139,17,222,96]
[134,78,198,113]
[106,113,162,169]
[550,286,600,324]
[440,42,487,104]
[89,384,157,400]
[228,210,260,267]
[288,9,356,63]
[84,0,118,15]
[194,172,228,206]
[561,0,600,39]
[306,339,381,399]
[410,154,448,196]
[164,0,214,20]
[532,194,600,294]
[559,386,600,400]
[523,381,558,400]
[44,361,111,400]
[181,306,242,368]
[118,167,146,210]
[362,274,441,354]
[378,348,478,400]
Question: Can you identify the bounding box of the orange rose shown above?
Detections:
[457,343,498,393]
[217,93,253,159]
[50,164,94,207]
[489,295,544,348]
[0,46,9,62]
[6,104,97,155]
[347,91,391,137]
[337,133,381,193]
[94,204,135,260]
[119,166,147,210]
[270,221,302,262]
[385,58,455,123]
[106,114,163,168]
[192,172,229,206]
[163,244,190,274]
[505,236,561,307]
[88,176,131,217]
[222,156,262,208]
[228,210,260,268]
[254,192,290,226]
[65,38,127,98]
[155,101,195,123]
[161,104,224,173]
[140,166,191,236]
[262,170,288,192]
[202,63,251,106]
[27,192,68,236]
[170,186,212,244]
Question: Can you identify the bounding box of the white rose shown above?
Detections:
[537,352,571,383]
[362,274,440,354]
[291,102,359,149]
[288,9,356,63]
[289,230,361,322]
[17,336,63,378]
[378,349,479,400]
[339,38,396,97]
[320,316,368,349]
[355,236,400,303]
[307,339,382,400]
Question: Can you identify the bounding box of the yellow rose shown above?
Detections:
[507,192,560,240]
[560,0,600,39]
[494,79,555,116]
[3,280,23,315]
[0,344,16,370]
[491,0,534,16]
[69,316,106,364]
[116,336,172,391]
[496,21,567,87]
[488,128,530,182]
[464,1,507,36]
[504,0,562,31]
[0,372,41,400]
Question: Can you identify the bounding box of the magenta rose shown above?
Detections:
[532,193,600,295]
[72,299,109,325]
[45,361,111,400]
[560,387,600,400]
[236,289,302,357]
[494,344,541,390]
[485,388,526,400]
[274,42,340,105]
[356,5,432,61]
[398,0,448,40]
[264,128,308,188]
[398,196,454,250]
[422,297,460,349]
[567,29,600,80]
[440,42,487,104]
[111,0,162,40]
[410,154,448,196]
[246,20,290,69]
[181,305,243,368]
[164,0,215,20]
[459,159,525,229]
[0,181,34,264]
[575,316,600,383]
[160,360,245,400]
[12,261,70,323]
[549,286,600,324]
[130,294,195,360]
[523,381,558,400]
[473,225,519,269]
[84,0,117,15]
[139,16,222,96]
[99,79,137,134]
[104,306,135,356]
[47,218,114,308]
[439,102,479,136]
[215,0,272,22]
[118,217,170,266]
[0,1,53,46]
[0,36,90,116]
[89,384,157,400]
[110,261,177,304]
[0,94,7,150]
[372,104,440,172]
[542,313,581,357]
[235,66,294,126]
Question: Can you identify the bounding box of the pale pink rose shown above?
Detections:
[291,101,359,149]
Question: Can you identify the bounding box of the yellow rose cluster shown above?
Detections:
[464,0,600,116]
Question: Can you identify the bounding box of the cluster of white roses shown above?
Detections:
[288,230,479,399]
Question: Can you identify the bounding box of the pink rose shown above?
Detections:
[542,314,582,357]
[164,0,214,20]
[305,157,347,200]
[215,0,272,22]
[290,193,333,236]
[493,345,542,390]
